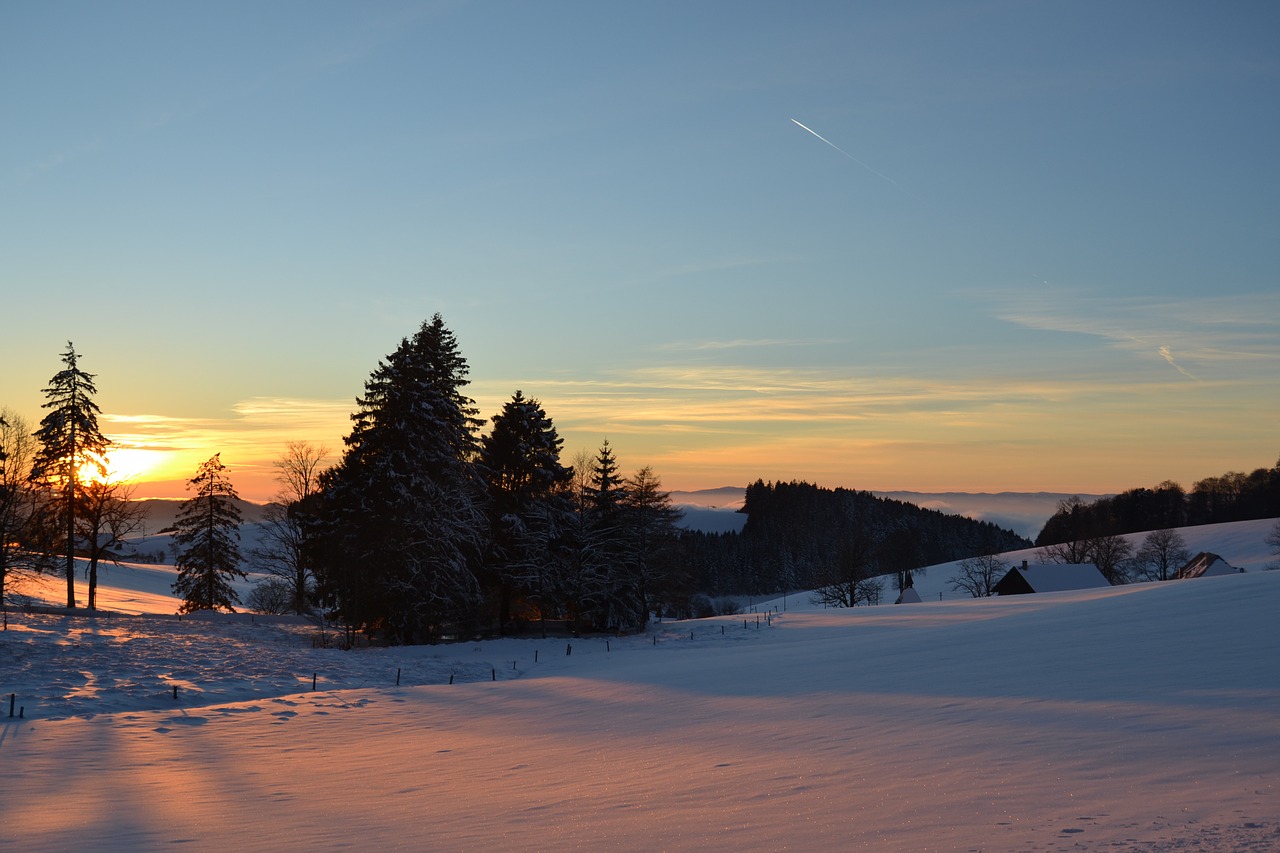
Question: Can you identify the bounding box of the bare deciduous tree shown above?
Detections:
[1037,537,1093,565]
[949,552,1008,598]
[1133,528,1191,582]
[1,410,48,606]
[1087,533,1134,585]
[810,532,884,608]
[1265,519,1280,571]
[250,441,329,615]
[274,440,329,504]
[78,477,147,610]
[247,577,294,614]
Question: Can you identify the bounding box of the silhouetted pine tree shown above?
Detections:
[584,440,641,631]
[30,342,110,608]
[478,390,574,632]
[172,454,245,613]
[622,466,683,621]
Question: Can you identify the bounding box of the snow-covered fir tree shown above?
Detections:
[621,466,684,622]
[172,454,246,613]
[311,315,488,644]
[583,439,645,632]
[478,390,574,632]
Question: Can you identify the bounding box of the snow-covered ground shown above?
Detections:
[2,519,1278,851]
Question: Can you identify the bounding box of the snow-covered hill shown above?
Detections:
[905,516,1278,603]
[2,520,1277,851]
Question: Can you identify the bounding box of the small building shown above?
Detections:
[993,561,1110,595]
[894,586,922,605]
[1175,552,1242,580]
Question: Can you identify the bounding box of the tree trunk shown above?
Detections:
[65,481,76,609]
[88,555,99,611]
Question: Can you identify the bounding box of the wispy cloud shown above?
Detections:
[988,288,1280,378]
[476,363,1183,445]
[229,397,353,433]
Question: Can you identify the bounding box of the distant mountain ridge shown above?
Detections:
[130,498,271,533]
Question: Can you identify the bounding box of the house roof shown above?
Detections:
[895,587,923,604]
[994,563,1110,594]
[1176,552,1241,580]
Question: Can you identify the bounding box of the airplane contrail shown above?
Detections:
[1159,345,1196,379]
[790,118,896,186]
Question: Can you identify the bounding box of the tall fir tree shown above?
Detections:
[621,466,684,623]
[557,450,604,632]
[30,342,110,608]
[172,454,246,613]
[311,315,488,644]
[478,390,574,631]
[583,439,643,631]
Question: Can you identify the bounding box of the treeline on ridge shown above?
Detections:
[1036,460,1280,547]
[680,480,1032,601]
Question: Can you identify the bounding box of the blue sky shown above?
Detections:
[2,1,1277,501]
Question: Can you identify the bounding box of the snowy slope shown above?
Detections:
[906,517,1278,604]
[8,521,276,615]
[3,540,1278,851]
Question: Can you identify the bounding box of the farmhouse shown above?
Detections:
[1175,552,1242,580]
[993,561,1110,595]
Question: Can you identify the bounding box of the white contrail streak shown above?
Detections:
[790,118,896,185]
[1159,345,1197,379]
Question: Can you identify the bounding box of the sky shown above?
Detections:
[2,1,1278,503]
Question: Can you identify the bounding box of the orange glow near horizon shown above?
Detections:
[103,448,166,484]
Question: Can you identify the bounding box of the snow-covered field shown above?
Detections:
[2,520,1278,851]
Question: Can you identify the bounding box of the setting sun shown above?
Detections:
[102,448,164,483]
[75,448,165,487]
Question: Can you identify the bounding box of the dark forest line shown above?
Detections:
[678,480,1031,602]
[1035,458,1280,547]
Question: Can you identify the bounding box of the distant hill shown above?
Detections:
[131,498,272,533]
[676,506,747,534]
[670,486,1104,539]
[669,487,746,509]
[871,491,1109,541]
